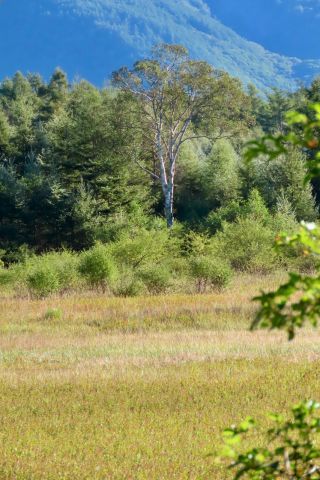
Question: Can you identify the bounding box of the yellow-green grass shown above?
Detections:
[0,273,319,479]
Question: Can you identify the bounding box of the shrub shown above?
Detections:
[25,251,79,297]
[0,258,18,287]
[1,244,33,265]
[112,267,145,297]
[217,218,277,273]
[96,206,164,243]
[182,231,210,256]
[205,190,270,237]
[189,256,232,293]
[137,264,171,294]
[53,251,80,288]
[205,201,242,234]
[0,261,25,289]
[110,229,180,295]
[78,243,117,290]
[26,264,61,297]
[110,229,173,270]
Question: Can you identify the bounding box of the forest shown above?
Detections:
[0,44,319,297]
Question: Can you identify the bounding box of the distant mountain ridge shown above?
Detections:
[0,0,320,91]
[54,0,320,90]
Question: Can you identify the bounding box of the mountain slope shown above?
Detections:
[0,0,319,91]
[210,0,320,60]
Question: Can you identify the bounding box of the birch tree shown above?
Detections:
[112,44,252,228]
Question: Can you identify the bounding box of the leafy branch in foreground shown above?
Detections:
[245,103,320,340]
[219,103,320,479]
[221,401,320,480]
[245,104,320,181]
[252,222,320,340]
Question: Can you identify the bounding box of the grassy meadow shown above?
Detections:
[1,273,320,479]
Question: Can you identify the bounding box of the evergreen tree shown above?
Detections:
[202,139,240,209]
[241,148,317,221]
[259,88,291,133]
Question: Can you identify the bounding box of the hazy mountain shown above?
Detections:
[0,0,319,91]
[211,0,320,60]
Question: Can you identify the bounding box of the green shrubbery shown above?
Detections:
[0,191,316,298]
[78,243,117,291]
[137,265,172,294]
[112,267,145,297]
[189,256,232,292]
[217,218,276,273]
[22,251,79,297]
[208,189,311,274]
[26,263,61,297]
[109,228,179,295]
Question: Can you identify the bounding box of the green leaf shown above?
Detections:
[286,111,308,125]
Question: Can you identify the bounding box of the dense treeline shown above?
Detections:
[0,45,320,294]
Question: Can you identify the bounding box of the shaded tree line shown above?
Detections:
[0,44,319,260]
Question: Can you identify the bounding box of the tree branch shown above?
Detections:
[132,156,160,180]
[179,131,233,146]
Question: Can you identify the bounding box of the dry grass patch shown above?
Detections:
[0,272,318,479]
[0,273,284,335]
[0,360,319,479]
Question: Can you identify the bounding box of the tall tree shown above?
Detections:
[46,82,151,216]
[241,147,317,221]
[258,87,292,133]
[113,44,252,227]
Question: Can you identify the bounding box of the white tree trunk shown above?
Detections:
[164,182,174,228]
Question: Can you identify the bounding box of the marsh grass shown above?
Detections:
[43,308,63,321]
[0,272,317,479]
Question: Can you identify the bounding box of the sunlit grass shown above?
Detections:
[0,272,318,479]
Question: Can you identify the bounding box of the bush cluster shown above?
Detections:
[0,190,315,298]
